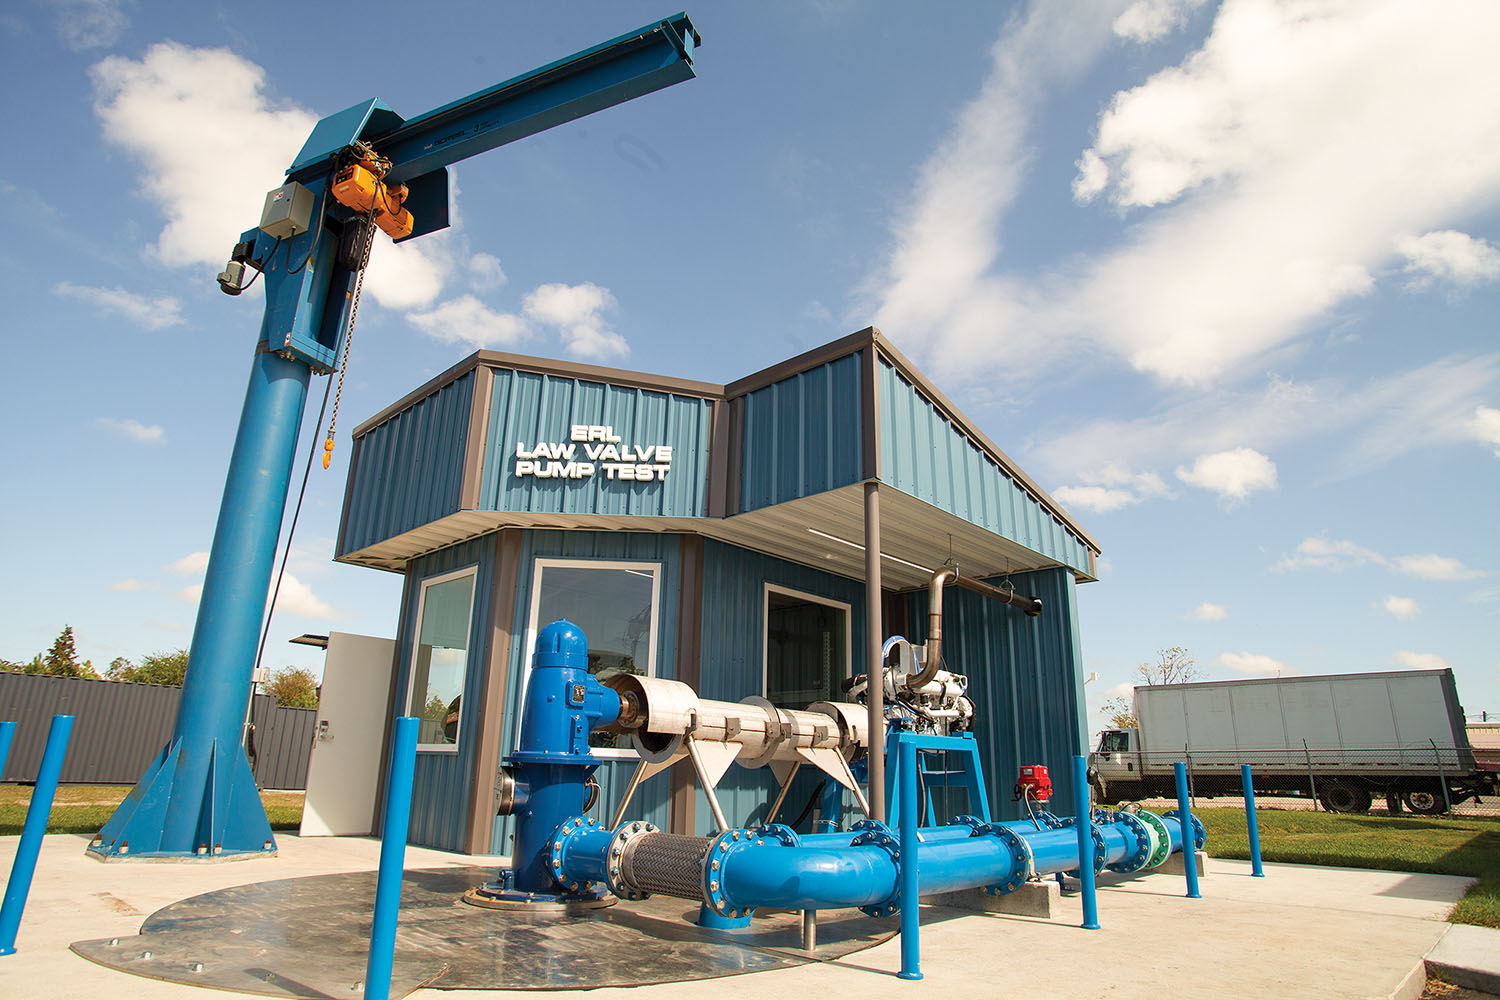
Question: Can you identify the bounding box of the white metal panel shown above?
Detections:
[1136,688,1190,753]
[1387,673,1457,747]
[1181,686,1235,750]
[1331,676,1400,748]
[1230,684,1286,749]
[300,632,397,837]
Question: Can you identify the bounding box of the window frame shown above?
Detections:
[761,583,852,708]
[521,557,662,760]
[405,564,479,753]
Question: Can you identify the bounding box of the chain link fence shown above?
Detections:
[1091,745,1500,818]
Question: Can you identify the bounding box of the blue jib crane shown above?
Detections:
[89,13,703,861]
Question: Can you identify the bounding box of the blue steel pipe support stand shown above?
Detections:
[1241,764,1264,877]
[1175,761,1202,898]
[0,714,74,956]
[364,716,418,1000]
[1072,754,1100,930]
[0,721,15,781]
[89,13,701,861]
[897,740,922,980]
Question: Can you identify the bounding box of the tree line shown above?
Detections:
[1,625,319,710]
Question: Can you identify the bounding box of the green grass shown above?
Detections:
[1198,807,1500,929]
[0,784,305,835]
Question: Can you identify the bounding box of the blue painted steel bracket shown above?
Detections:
[883,729,991,827]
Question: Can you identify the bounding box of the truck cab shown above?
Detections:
[1090,728,1143,800]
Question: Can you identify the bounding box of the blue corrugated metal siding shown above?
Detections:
[339,371,474,556]
[739,353,864,512]
[478,369,713,518]
[389,534,496,851]
[877,359,1092,574]
[489,530,682,854]
[692,540,867,836]
[899,567,1088,819]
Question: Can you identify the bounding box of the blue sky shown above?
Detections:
[1,1,1496,731]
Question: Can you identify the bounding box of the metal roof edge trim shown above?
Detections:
[871,332,1101,556]
[723,328,876,398]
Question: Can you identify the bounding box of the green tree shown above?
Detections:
[2,626,99,678]
[107,649,189,686]
[1136,646,1198,686]
[1101,695,1138,728]
[266,666,319,709]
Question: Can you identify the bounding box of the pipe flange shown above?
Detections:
[1105,810,1153,874]
[604,820,659,901]
[1163,810,1207,851]
[848,819,902,918]
[548,815,602,894]
[754,823,802,848]
[1065,825,1108,877]
[970,823,1034,895]
[950,814,986,833]
[1035,810,1064,830]
[704,828,759,918]
[1136,810,1172,869]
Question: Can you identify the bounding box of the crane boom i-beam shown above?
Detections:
[90,13,702,860]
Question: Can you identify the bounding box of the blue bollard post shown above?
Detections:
[1241,764,1264,878]
[363,716,419,1000]
[897,739,922,980]
[0,721,16,781]
[1,714,74,956]
[1072,754,1099,929]
[1175,761,1201,898]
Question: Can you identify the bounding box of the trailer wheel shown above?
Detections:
[1402,788,1446,815]
[1317,780,1372,814]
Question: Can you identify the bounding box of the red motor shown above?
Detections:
[1014,764,1052,803]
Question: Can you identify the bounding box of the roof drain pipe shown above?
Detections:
[915,567,1043,689]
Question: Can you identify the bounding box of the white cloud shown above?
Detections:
[91,43,317,270]
[1113,0,1209,43]
[1053,485,1140,513]
[1033,355,1500,486]
[406,295,530,350]
[273,573,336,620]
[167,551,209,575]
[1194,602,1226,621]
[55,281,182,330]
[871,1,1500,388]
[1176,447,1276,501]
[1474,406,1500,457]
[1396,230,1500,291]
[523,282,628,360]
[52,0,127,51]
[1218,651,1296,677]
[1393,554,1486,582]
[1381,595,1420,620]
[1053,464,1170,512]
[468,252,507,290]
[363,234,455,310]
[175,583,202,605]
[1274,535,1485,581]
[1101,681,1135,701]
[1391,650,1450,671]
[110,578,155,592]
[96,416,164,444]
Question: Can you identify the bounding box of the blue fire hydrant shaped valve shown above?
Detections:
[518,619,622,757]
[504,619,622,896]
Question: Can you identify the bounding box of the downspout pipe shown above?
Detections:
[916,567,1042,688]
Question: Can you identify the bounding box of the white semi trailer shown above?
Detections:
[1089,668,1497,814]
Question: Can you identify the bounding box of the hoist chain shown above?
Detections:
[323,215,378,470]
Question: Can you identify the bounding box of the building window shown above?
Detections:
[525,559,660,757]
[407,567,477,750]
[764,584,850,710]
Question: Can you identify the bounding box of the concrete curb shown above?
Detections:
[1425,924,1500,995]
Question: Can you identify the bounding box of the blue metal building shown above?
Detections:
[335,328,1100,853]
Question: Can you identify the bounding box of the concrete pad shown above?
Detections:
[1157,848,1210,877]
[1426,924,1500,995]
[0,834,1476,1000]
[922,880,1061,918]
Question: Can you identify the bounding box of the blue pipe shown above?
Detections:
[364,716,418,1000]
[0,721,14,781]
[1175,761,1201,899]
[0,714,73,956]
[1242,764,1264,877]
[898,740,922,980]
[1073,755,1099,929]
